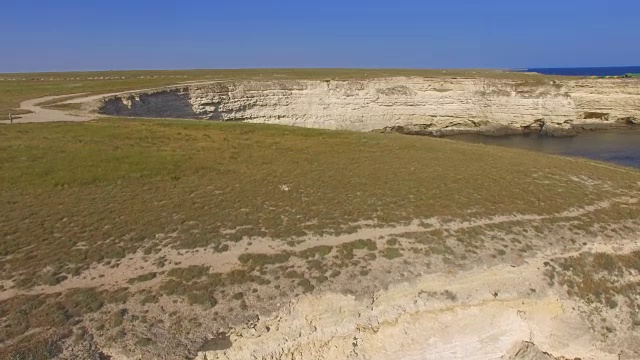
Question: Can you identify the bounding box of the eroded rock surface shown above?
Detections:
[99,77,640,135]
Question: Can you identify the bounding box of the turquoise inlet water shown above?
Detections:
[451,130,640,169]
[518,66,640,76]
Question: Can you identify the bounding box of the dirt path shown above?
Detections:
[0,94,96,124]
[1,195,635,301]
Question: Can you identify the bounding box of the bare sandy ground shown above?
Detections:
[0,94,96,124]
[189,237,640,360]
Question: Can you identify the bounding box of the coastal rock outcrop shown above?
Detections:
[539,122,578,137]
[507,342,558,360]
[99,77,640,135]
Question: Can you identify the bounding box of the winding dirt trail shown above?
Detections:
[0,94,96,124]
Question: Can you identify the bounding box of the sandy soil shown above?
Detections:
[0,94,95,124]
[193,237,640,360]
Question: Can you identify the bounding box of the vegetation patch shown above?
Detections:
[298,245,334,259]
[0,288,128,357]
[0,330,67,360]
[382,247,403,260]
[238,253,292,269]
[166,266,210,283]
[337,239,378,261]
[127,272,158,284]
[544,251,640,311]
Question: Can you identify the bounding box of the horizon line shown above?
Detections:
[1,65,639,75]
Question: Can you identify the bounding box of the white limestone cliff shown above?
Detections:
[99,77,640,135]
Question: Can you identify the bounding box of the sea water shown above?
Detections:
[451,130,640,169]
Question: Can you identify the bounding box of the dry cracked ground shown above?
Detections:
[1,118,640,359]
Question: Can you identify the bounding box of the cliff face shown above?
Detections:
[99,77,640,134]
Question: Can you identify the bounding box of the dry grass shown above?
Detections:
[544,250,640,338]
[0,287,128,359]
[545,251,640,310]
[1,118,639,356]
[1,118,639,288]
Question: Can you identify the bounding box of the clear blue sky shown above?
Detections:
[1,0,638,73]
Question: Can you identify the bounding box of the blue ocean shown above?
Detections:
[519,66,640,76]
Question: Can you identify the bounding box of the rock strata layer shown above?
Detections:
[99,77,640,135]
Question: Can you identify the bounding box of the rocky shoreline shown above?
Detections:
[379,117,639,138]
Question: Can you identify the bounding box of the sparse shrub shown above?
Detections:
[382,247,403,260]
[135,337,154,347]
[297,279,314,293]
[167,266,209,283]
[63,288,105,315]
[127,272,157,284]
[442,290,458,301]
[314,275,328,284]
[215,243,230,253]
[298,245,333,259]
[238,252,291,268]
[337,240,377,261]
[284,270,303,279]
[187,291,217,308]
[111,308,127,328]
[43,273,68,286]
[1,332,64,360]
[139,294,158,305]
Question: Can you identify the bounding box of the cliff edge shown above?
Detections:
[99,77,640,136]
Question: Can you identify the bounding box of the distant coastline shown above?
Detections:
[518,66,640,76]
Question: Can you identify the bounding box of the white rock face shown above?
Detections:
[100,77,640,132]
[193,259,617,360]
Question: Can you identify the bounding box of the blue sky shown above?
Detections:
[0,0,638,72]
